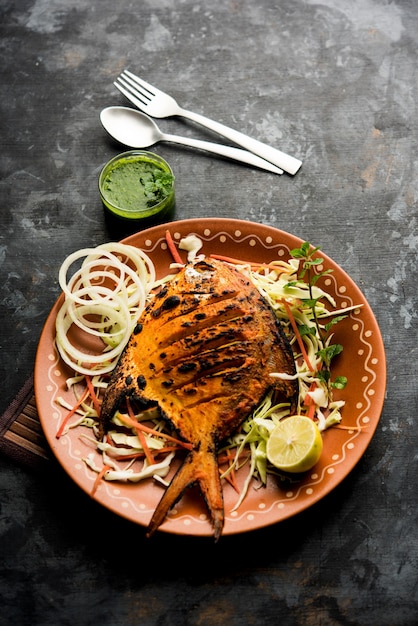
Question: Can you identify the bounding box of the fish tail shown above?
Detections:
[146,449,224,540]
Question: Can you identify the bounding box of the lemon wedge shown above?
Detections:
[266,416,323,473]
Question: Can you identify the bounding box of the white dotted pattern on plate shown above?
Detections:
[44,226,380,532]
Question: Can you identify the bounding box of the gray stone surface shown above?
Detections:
[1,0,417,624]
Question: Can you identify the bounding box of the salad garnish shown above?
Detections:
[54,232,362,512]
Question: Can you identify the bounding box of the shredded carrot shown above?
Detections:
[117,410,193,451]
[282,299,315,372]
[210,254,287,273]
[112,444,187,463]
[56,386,90,438]
[153,445,184,456]
[307,401,316,420]
[127,399,155,465]
[165,230,183,264]
[113,452,145,462]
[221,469,239,493]
[218,457,238,492]
[91,464,112,497]
[218,449,245,493]
[304,381,317,420]
[85,375,101,417]
[218,449,242,464]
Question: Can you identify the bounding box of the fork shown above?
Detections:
[114,70,302,176]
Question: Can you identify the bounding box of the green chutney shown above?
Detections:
[99,151,175,223]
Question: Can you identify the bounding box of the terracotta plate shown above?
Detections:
[34,218,386,536]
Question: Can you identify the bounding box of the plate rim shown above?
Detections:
[34,218,387,537]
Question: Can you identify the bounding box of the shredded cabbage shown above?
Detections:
[56,236,357,508]
[84,451,175,483]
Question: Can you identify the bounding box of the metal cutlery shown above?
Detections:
[114,70,302,176]
[100,106,284,175]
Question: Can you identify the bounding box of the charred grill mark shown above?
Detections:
[223,370,246,383]
[137,375,147,390]
[151,294,181,318]
[146,289,241,329]
[167,384,250,411]
[148,326,250,375]
[160,346,251,392]
[184,327,239,348]
[155,285,168,299]
[155,304,249,349]
[178,362,198,372]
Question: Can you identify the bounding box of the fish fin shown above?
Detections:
[146,449,224,541]
[99,360,147,438]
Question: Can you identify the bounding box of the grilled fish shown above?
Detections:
[99,257,298,539]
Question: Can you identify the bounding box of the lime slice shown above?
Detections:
[266,416,323,473]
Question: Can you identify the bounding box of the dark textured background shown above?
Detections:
[1,1,417,624]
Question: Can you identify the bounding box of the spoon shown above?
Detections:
[100,106,284,175]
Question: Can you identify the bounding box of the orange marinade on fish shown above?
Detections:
[99,257,298,539]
